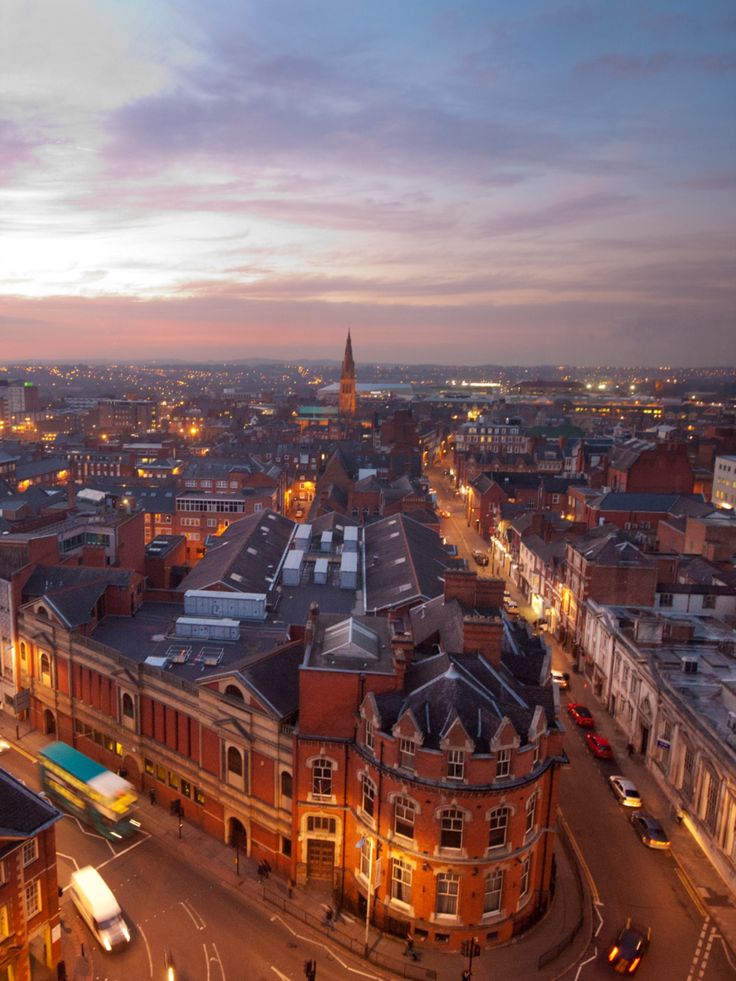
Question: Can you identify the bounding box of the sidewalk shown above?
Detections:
[528,602,736,963]
[3,721,592,981]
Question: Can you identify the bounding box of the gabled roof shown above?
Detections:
[178,509,295,594]
[607,438,655,471]
[363,514,451,613]
[0,769,60,854]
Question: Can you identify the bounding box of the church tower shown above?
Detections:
[339,331,357,417]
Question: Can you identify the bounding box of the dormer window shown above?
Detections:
[496,748,511,779]
[447,749,465,781]
[365,719,374,754]
[399,737,416,770]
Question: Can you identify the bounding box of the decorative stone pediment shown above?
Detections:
[490,716,520,751]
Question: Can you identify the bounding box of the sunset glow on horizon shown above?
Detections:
[1,0,734,366]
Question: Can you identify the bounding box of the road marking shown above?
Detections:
[573,946,598,981]
[558,809,602,905]
[136,922,153,978]
[674,862,709,919]
[56,851,80,872]
[687,917,715,981]
[206,941,226,981]
[268,913,389,979]
[270,969,290,980]
[180,899,206,930]
[718,933,736,971]
[96,833,150,871]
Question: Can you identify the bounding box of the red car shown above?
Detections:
[585,733,613,759]
[567,702,595,728]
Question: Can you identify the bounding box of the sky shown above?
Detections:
[1,0,735,367]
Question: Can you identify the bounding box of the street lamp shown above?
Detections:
[355,835,375,957]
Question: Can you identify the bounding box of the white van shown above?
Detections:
[69,866,130,951]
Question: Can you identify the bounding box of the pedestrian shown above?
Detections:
[323,906,334,930]
[148,788,156,805]
[404,935,418,960]
[303,959,317,981]
[263,859,271,879]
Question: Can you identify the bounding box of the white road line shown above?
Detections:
[209,941,226,981]
[593,902,605,939]
[96,833,150,871]
[573,946,598,981]
[56,851,80,871]
[180,899,206,930]
[687,917,711,981]
[719,933,736,971]
[203,942,211,981]
[270,968,290,980]
[137,922,154,978]
[268,913,389,979]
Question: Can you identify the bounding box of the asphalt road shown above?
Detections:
[1,745,386,981]
[429,464,735,979]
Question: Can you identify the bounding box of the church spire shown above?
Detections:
[339,331,357,417]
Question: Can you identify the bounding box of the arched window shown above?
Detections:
[525,794,537,836]
[281,771,292,799]
[40,653,51,685]
[439,807,464,849]
[224,684,244,702]
[122,693,135,719]
[20,642,27,660]
[488,806,511,849]
[227,747,243,777]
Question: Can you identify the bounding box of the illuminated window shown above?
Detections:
[24,879,42,918]
[364,719,374,753]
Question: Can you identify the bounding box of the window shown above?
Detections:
[391,858,412,904]
[24,879,42,918]
[122,693,135,719]
[225,684,244,702]
[361,775,376,819]
[365,719,374,753]
[525,795,537,836]
[519,855,531,899]
[439,808,464,849]
[394,796,416,840]
[0,903,9,941]
[22,839,38,867]
[399,737,416,770]
[447,749,465,781]
[359,837,372,879]
[168,772,179,790]
[144,758,154,775]
[532,739,541,768]
[307,816,336,833]
[312,758,333,798]
[227,746,243,777]
[488,807,510,850]
[435,873,459,916]
[282,836,292,858]
[281,771,293,799]
[496,748,511,778]
[181,779,191,798]
[194,787,205,805]
[483,869,503,914]
[156,764,166,783]
[702,594,716,610]
[40,652,51,685]
[660,593,673,608]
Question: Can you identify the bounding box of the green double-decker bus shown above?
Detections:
[38,742,140,840]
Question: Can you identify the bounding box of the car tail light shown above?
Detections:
[628,956,641,973]
[608,946,619,962]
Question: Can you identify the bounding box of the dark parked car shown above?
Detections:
[607,918,650,973]
[472,550,489,566]
[630,812,670,850]
[567,702,595,728]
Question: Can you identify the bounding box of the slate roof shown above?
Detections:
[15,457,69,479]
[571,535,653,567]
[363,514,451,612]
[232,639,304,720]
[178,509,295,594]
[596,492,681,513]
[0,768,60,854]
[607,439,655,471]
[23,565,138,628]
[374,651,557,753]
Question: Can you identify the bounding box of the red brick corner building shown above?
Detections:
[294,571,565,950]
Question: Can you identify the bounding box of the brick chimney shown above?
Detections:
[443,570,478,607]
[462,614,503,667]
[389,610,414,685]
